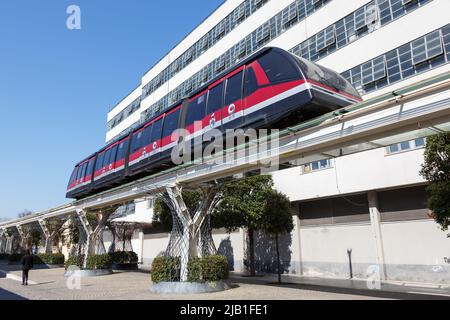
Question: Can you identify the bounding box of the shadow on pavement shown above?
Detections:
[0,288,28,300]
[231,276,450,300]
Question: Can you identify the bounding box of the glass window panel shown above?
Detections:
[400,141,411,150]
[225,72,244,105]
[207,83,224,114]
[311,162,319,171]
[162,109,181,139]
[415,138,425,147]
[186,94,207,126]
[412,30,443,65]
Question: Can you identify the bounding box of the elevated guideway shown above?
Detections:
[1,72,450,230]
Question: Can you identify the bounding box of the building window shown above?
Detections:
[301,159,332,174]
[316,25,336,52]
[147,198,155,209]
[341,24,449,95]
[298,194,370,226]
[361,56,387,86]
[411,30,444,65]
[256,22,271,45]
[386,137,426,154]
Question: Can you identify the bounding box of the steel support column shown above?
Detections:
[38,219,52,253]
[76,209,93,268]
[0,229,5,254]
[164,184,219,281]
[16,225,25,250]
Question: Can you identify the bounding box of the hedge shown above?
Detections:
[187,255,228,282]
[86,254,112,270]
[35,253,65,265]
[64,255,85,270]
[109,251,138,264]
[151,256,181,283]
[151,255,228,283]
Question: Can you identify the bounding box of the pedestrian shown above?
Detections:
[20,250,33,286]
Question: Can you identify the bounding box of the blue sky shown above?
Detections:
[0,0,223,219]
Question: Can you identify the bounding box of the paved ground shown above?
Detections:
[0,263,448,300]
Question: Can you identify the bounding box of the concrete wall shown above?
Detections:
[273,146,427,202]
[298,223,377,279]
[381,220,450,283]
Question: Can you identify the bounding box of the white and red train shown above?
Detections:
[67,47,362,199]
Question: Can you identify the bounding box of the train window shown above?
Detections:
[69,167,78,184]
[294,56,361,98]
[150,119,163,142]
[86,158,95,178]
[116,139,129,160]
[142,125,152,147]
[108,145,118,165]
[77,163,86,181]
[206,83,224,114]
[244,67,258,97]
[131,131,143,154]
[225,71,243,105]
[102,149,112,168]
[258,51,298,83]
[162,108,181,139]
[186,94,206,126]
[95,153,105,171]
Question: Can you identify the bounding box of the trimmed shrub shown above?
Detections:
[109,251,138,264]
[187,255,228,282]
[64,255,84,270]
[35,253,65,265]
[151,256,180,283]
[86,254,112,270]
[187,257,202,282]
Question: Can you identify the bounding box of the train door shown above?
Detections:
[160,106,182,163]
[184,91,207,163]
[204,82,224,136]
[148,117,163,166]
[242,61,272,128]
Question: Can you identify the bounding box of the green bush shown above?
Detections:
[151,256,180,283]
[187,255,229,282]
[86,254,112,270]
[64,255,84,270]
[35,253,65,265]
[109,251,138,264]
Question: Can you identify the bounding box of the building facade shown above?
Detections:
[105,0,450,283]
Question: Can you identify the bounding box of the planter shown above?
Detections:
[150,281,231,294]
[112,263,139,271]
[64,269,113,278]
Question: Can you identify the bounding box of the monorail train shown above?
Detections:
[66,47,362,199]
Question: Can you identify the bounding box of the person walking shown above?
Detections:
[20,250,33,286]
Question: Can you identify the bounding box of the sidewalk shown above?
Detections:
[229,272,450,300]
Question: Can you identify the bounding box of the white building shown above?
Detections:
[54,0,450,283]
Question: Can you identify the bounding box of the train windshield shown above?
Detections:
[68,167,78,187]
[293,55,361,99]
